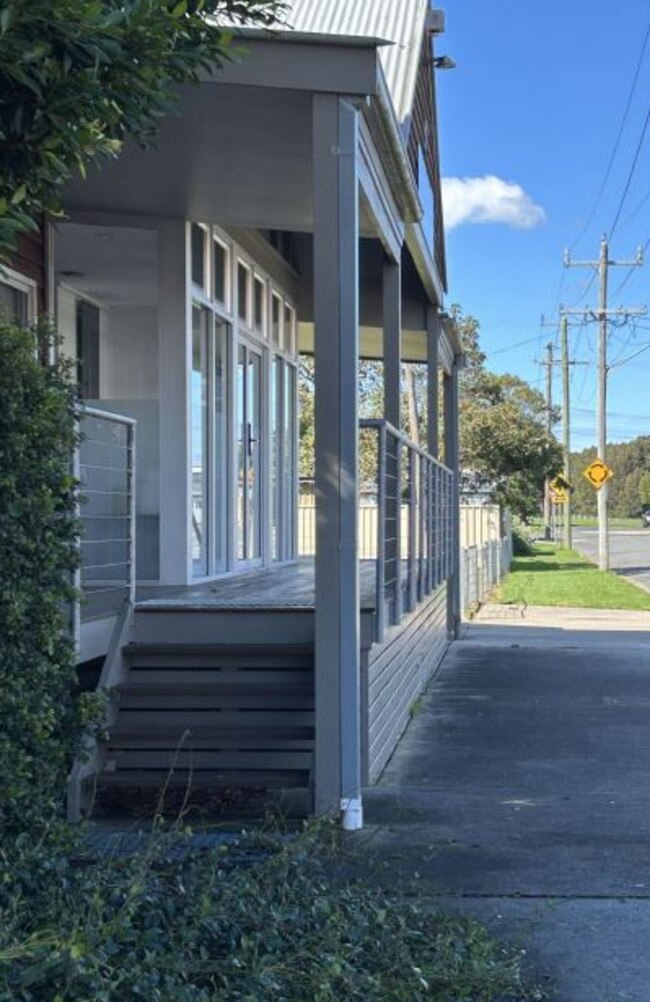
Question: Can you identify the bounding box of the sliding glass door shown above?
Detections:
[191,305,228,578]
[190,222,299,579]
[237,340,263,564]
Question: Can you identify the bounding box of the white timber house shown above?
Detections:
[1,0,463,827]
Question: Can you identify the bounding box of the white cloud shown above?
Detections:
[441,175,546,231]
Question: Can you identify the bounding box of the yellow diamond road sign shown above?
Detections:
[550,474,573,493]
[582,459,614,490]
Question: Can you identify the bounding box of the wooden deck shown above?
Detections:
[136,558,381,612]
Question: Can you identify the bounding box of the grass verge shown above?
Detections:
[495,543,650,610]
[0,822,544,1001]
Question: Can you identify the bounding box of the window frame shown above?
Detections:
[0,265,37,325]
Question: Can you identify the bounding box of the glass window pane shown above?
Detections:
[214,320,228,572]
[0,281,28,326]
[191,306,209,576]
[283,304,295,354]
[214,240,227,304]
[237,263,250,324]
[253,277,265,334]
[271,358,281,560]
[271,293,282,346]
[191,224,206,289]
[237,344,246,560]
[247,351,262,559]
[283,364,296,559]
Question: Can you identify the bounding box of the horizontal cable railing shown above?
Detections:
[359,419,453,643]
[77,407,136,626]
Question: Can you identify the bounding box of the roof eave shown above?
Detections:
[363,67,422,225]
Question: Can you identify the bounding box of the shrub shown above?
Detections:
[0,319,83,835]
[512,528,535,557]
[0,825,543,1001]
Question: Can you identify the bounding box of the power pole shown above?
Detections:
[560,315,572,549]
[564,237,645,570]
[541,342,554,539]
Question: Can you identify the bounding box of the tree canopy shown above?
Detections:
[569,436,650,517]
[298,306,562,519]
[0,0,283,259]
[451,307,563,517]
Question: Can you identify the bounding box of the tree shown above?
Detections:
[449,307,563,520]
[570,437,650,517]
[0,0,283,258]
[640,470,650,510]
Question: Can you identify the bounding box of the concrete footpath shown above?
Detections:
[359,606,650,1002]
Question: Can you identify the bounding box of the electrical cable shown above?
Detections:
[608,103,650,240]
[570,15,650,251]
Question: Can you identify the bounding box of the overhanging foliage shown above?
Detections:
[0,0,284,258]
[0,320,84,833]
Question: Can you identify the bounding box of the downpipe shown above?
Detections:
[341,797,364,831]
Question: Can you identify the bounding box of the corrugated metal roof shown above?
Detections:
[278,0,430,127]
[283,0,428,125]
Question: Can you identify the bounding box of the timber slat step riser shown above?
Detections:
[100,770,309,789]
[98,632,316,791]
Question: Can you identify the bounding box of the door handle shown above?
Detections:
[247,422,258,457]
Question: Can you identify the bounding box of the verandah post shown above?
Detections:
[312,93,361,827]
[383,258,402,622]
[443,356,461,638]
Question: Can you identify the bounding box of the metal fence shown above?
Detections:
[299,420,454,643]
[459,506,512,610]
[77,407,136,626]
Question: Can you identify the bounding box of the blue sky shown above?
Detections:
[437,0,650,449]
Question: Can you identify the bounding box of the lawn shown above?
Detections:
[495,543,650,610]
[527,516,642,531]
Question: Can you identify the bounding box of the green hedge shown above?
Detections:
[0,826,541,1001]
[0,320,83,834]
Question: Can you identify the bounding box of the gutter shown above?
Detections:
[364,69,422,225]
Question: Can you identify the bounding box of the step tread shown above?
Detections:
[124,642,314,656]
[98,769,310,789]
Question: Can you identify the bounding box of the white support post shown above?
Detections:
[158,220,192,584]
[443,358,461,638]
[426,306,440,460]
[426,306,439,595]
[312,94,362,827]
[383,258,402,623]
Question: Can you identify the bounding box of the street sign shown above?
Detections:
[582,458,614,490]
[550,474,574,493]
[549,489,568,504]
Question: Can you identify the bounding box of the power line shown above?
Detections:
[609,339,650,368]
[486,332,558,357]
[609,104,650,239]
[610,235,650,299]
[570,15,650,250]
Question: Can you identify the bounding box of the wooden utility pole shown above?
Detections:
[541,342,554,539]
[560,315,572,549]
[564,238,644,570]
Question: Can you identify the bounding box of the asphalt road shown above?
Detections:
[573,526,650,591]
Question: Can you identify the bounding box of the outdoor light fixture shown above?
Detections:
[432,55,456,70]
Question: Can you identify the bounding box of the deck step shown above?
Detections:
[94,635,316,798]
[123,642,313,657]
[106,749,313,771]
[99,768,310,789]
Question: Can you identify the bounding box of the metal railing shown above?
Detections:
[460,507,512,610]
[359,419,454,643]
[76,407,136,628]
